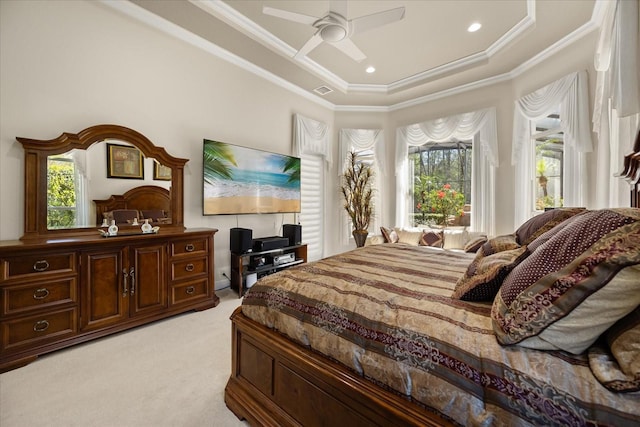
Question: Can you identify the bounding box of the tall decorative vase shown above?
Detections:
[352,230,369,248]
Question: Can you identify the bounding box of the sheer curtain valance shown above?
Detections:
[339,129,385,175]
[512,70,592,227]
[512,71,593,166]
[395,108,497,235]
[293,114,332,166]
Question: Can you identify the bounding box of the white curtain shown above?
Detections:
[593,0,640,208]
[293,114,331,165]
[339,129,385,245]
[511,71,593,227]
[395,107,498,236]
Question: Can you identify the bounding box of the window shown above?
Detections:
[408,140,472,227]
[300,154,324,261]
[47,154,77,229]
[531,110,564,211]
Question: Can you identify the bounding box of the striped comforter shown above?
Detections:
[242,244,639,427]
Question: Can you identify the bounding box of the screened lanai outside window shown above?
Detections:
[409,140,472,228]
[532,110,564,210]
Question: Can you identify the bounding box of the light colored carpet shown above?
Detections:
[0,288,248,427]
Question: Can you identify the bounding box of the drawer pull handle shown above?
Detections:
[185,244,195,252]
[185,263,195,272]
[33,260,50,272]
[33,288,50,300]
[186,286,195,295]
[33,320,49,332]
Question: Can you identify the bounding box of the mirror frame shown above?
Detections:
[17,124,188,240]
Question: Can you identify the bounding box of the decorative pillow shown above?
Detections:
[452,245,528,301]
[141,209,166,221]
[514,207,586,246]
[492,208,640,354]
[394,228,424,246]
[589,306,640,393]
[420,230,443,248]
[365,235,386,246]
[111,209,139,224]
[464,235,488,253]
[479,234,520,256]
[380,226,398,243]
[442,229,469,250]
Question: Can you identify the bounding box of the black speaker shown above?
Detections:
[230,227,252,254]
[283,224,302,246]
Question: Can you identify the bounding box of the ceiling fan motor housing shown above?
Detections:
[315,13,349,42]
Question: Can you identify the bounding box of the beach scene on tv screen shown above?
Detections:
[203,140,301,214]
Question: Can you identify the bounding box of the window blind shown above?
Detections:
[300,154,324,261]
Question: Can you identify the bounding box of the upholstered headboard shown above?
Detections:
[94,185,170,225]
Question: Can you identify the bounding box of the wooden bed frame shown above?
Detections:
[225,307,454,427]
[93,185,170,226]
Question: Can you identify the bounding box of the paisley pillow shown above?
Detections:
[492,208,640,354]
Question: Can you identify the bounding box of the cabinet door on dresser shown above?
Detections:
[80,248,128,332]
[129,243,167,318]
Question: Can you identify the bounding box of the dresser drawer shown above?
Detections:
[1,277,77,317]
[1,308,77,352]
[170,257,208,281]
[1,252,76,281]
[169,238,208,257]
[170,278,209,306]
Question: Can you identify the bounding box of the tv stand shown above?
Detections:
[230,244,307,297]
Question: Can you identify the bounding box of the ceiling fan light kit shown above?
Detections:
[263,1,405,62]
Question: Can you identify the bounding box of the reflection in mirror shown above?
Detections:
[46,142,172,230]
[18,124,187,240]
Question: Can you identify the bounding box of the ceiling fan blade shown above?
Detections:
[349,7,405,35]
[263,6,318,25]
[332,38,366,62]
[294,32,324,59]
[329,0,348,18]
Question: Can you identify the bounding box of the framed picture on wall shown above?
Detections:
[107,143,144,179]
[153,163,172,181]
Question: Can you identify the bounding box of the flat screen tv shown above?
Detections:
[203,139,301,215]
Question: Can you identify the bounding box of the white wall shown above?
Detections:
[1,1,619,288]
[0,0,334,288]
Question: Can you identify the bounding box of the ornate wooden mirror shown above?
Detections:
[17,124,188,240]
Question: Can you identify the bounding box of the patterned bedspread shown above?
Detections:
[241,244,640,427]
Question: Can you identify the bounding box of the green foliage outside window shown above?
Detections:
[410,142,471,227]
[47,159,76,229]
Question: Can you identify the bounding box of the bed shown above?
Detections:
[224,204,640,426]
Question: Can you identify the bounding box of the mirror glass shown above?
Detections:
[46,141,172,230]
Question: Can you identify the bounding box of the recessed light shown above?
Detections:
[366,66,376,73]
[468,22,481,32]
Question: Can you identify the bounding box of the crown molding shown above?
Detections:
[103,0,602,114]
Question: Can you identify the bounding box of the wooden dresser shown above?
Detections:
[0,228,218,372]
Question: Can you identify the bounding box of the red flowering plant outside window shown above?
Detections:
[416,183,465,226]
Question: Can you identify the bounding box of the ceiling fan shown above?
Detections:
[263,1,405,62]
